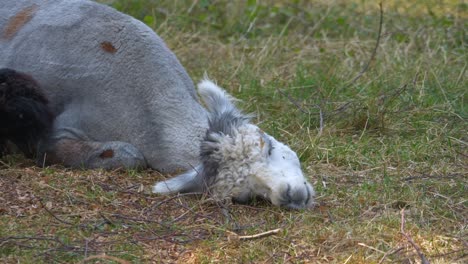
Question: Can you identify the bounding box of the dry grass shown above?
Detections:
[1,0,467,263]
[1,159,465,263]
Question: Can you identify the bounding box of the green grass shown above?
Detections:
[1,0,467,263]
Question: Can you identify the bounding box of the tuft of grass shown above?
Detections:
[1,0,466,263]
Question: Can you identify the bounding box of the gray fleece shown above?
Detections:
[0,0,208,172]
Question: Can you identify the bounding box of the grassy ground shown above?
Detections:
[1,0,466,263]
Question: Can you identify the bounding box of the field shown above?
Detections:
[1,0,466,263]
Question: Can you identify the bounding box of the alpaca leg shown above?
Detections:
[36,105,147,169]
[38,137,146,169]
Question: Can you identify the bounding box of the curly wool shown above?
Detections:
[207,124,267,200]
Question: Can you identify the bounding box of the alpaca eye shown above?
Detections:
[268,143,274,156]
[263,135,274,156]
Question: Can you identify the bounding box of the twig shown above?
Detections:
[314,104,324,135]
[430,249,467,259]
[0,235,62,248]
[111,213,169,228]
[358,242,385,254]
[323,101,353,121]
[38,199,75,226]
[341,2,384,91]
[41,152,47,168]
[327,210,335,224]
[84,239,89,259]
[403,173,463,182]
[276,87,310,114]
[1,235,138,257]
[152,192,203,208]
[170,199,223,226]
[400,209,430,264]
[99,212,114,226]
[276,86,326,133]
[0,159,11,168]
[80,254,131,264]
[227,228,282,241]
[378,246,404,264]
[40,204,112,231]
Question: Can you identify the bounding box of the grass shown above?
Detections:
[1,0,466,263]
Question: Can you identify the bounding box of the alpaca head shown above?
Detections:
[153,80,315,209]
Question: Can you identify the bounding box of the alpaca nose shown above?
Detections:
[280,183,312,209]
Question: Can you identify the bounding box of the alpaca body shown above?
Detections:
[0,0,208,171]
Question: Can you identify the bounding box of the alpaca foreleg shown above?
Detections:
[38,138,146,169]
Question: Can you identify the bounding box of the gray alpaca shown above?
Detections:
[0,0,315,208]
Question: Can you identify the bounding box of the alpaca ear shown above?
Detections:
[197,79,251,137]
[152,165,205,194]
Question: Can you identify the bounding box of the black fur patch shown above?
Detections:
[0,68,53,157]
